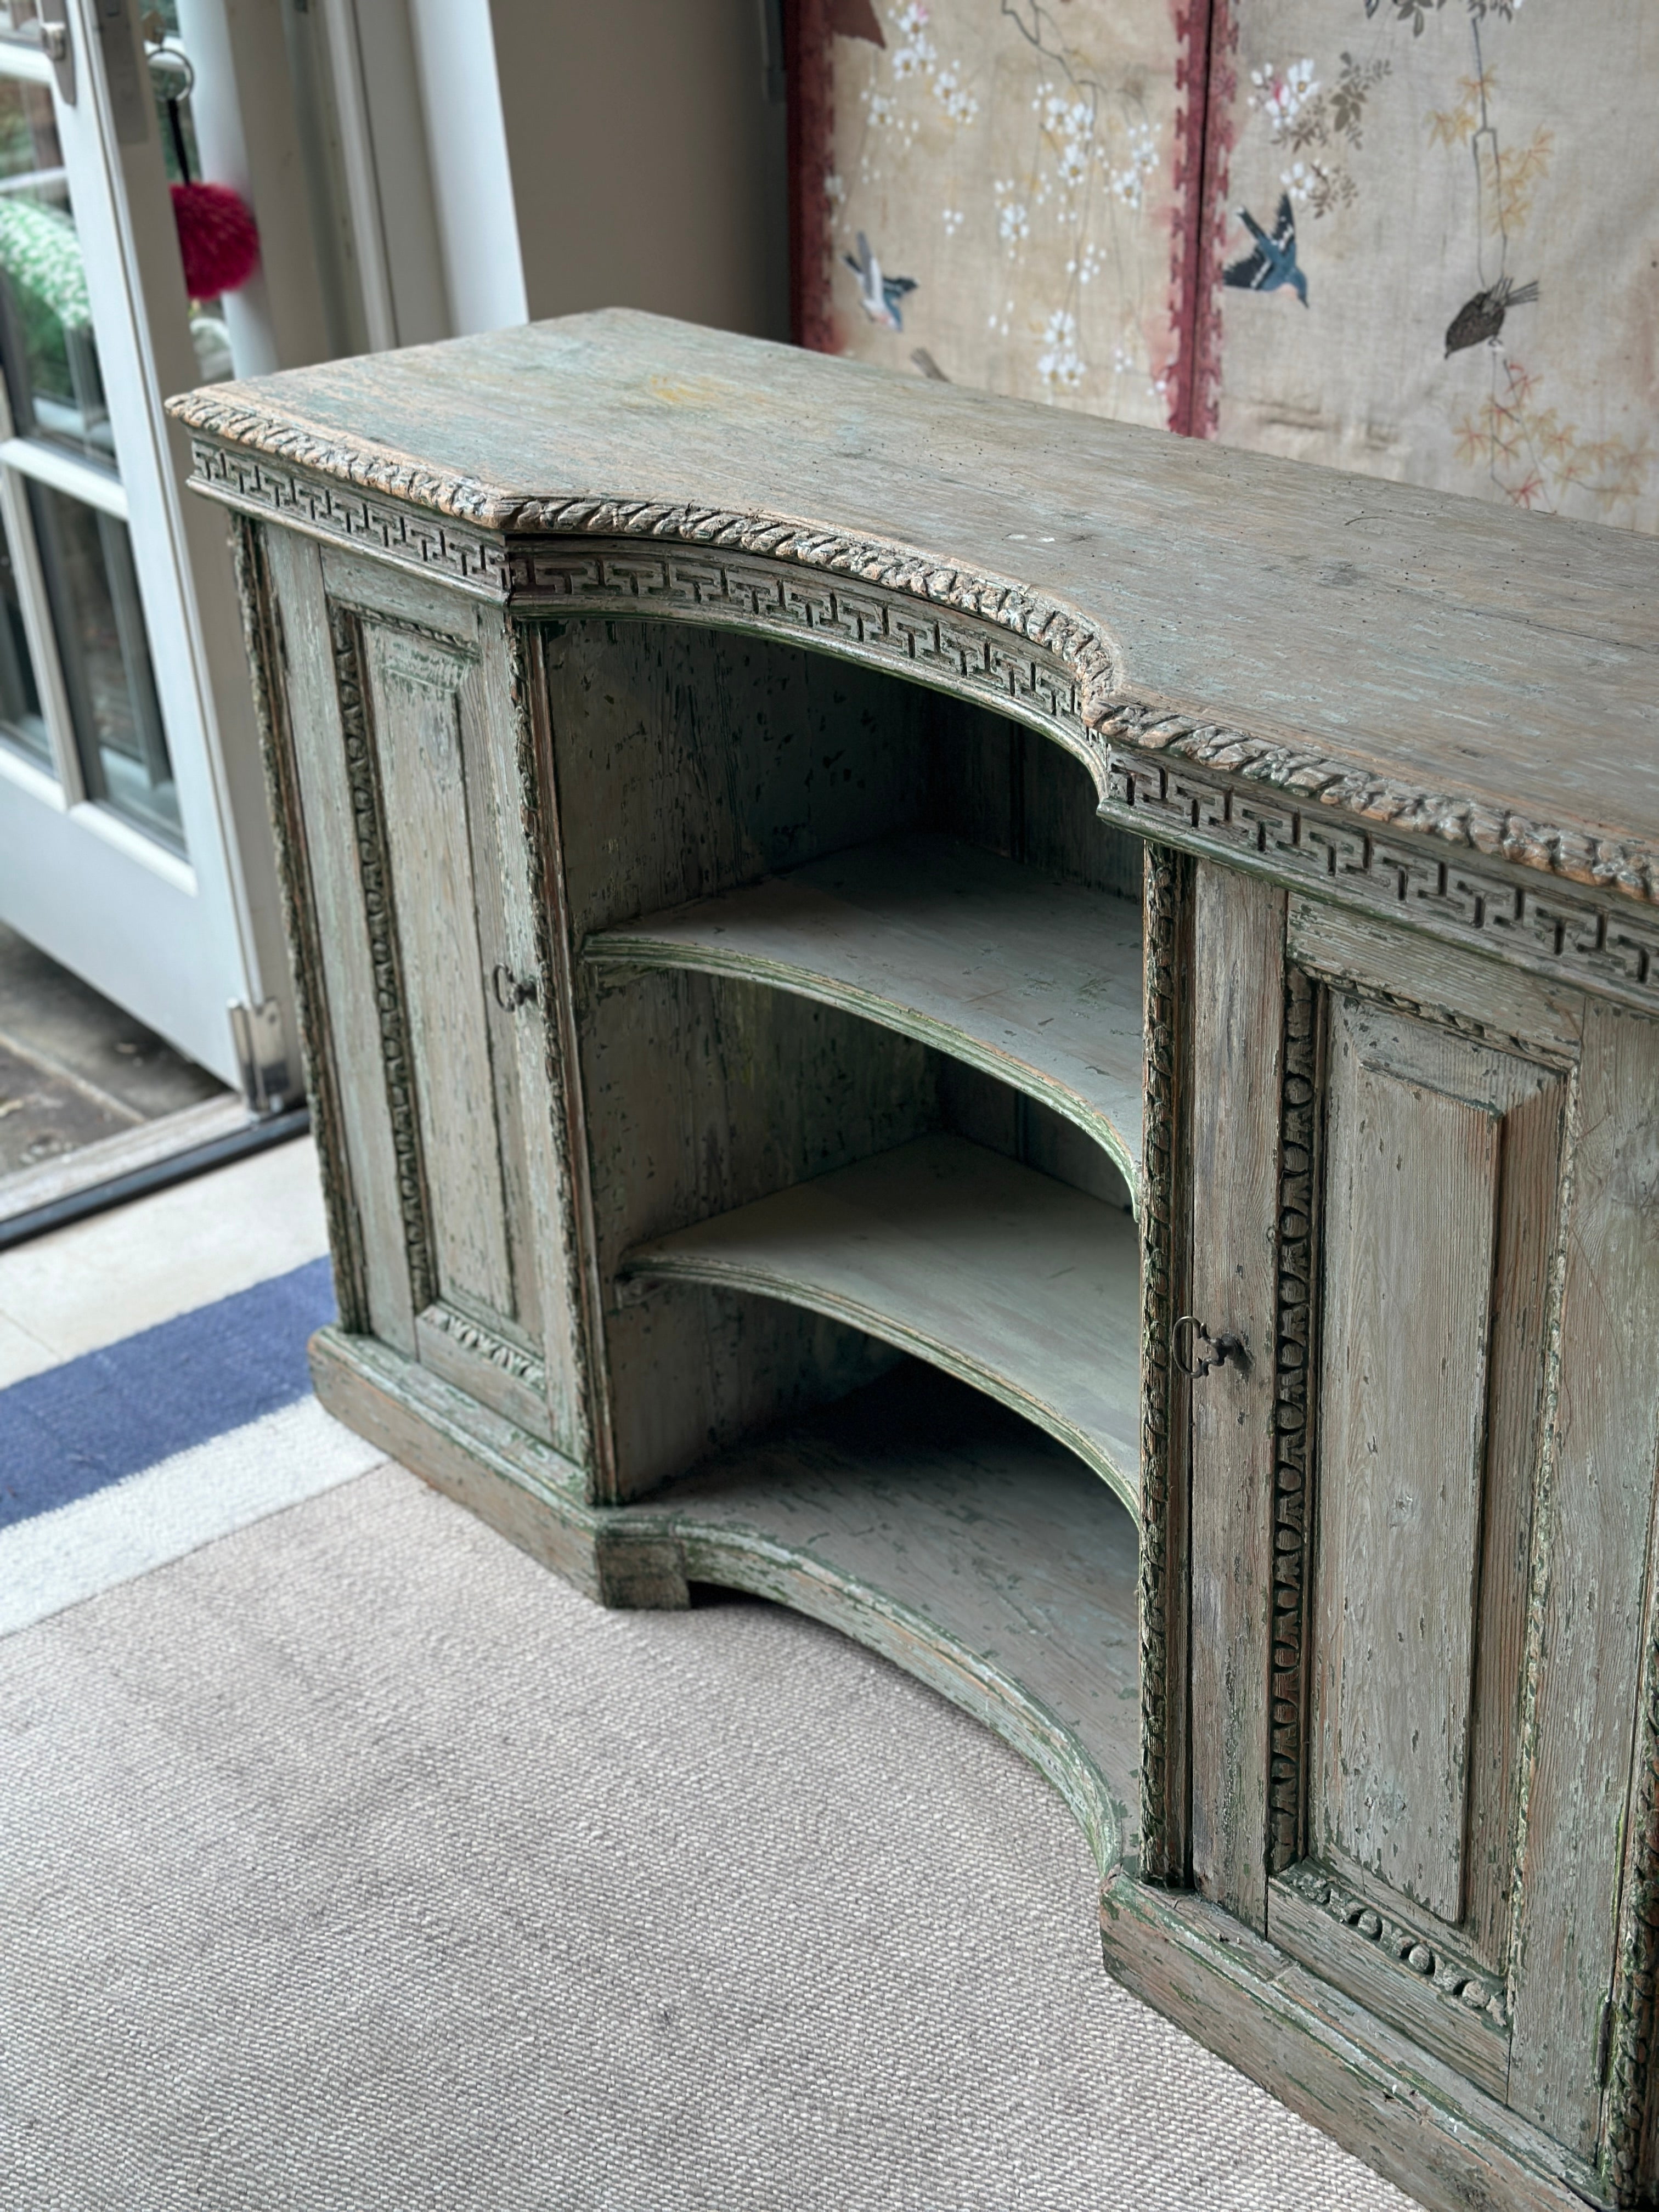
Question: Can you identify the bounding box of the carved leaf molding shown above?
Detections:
[1278,1860,1510,2036]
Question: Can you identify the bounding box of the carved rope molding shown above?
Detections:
[1138,848,1181,1883]
[1270,969,1318,1878]
[178,410,1659,926]
[327,605,438,1316]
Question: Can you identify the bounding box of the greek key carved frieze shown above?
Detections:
[192,438,508,592]
[181,402,1659,936]
[1278,1861,1509,2036]
[513,540,1090,741]
[1101,750,1659,1014]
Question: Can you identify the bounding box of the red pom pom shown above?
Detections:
[171,181,259,300]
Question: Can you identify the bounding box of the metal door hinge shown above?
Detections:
[228,997,294,1118]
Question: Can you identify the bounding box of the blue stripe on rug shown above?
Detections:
[0,1257,337,1530]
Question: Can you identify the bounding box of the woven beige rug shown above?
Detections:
[0,1459,1412,2211]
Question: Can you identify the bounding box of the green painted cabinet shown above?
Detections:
[183,310,1659,2210]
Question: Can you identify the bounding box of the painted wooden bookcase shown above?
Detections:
[175,311,1659,2212]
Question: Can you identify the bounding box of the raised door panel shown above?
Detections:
[1310,998,1561,1966]
[260,527,418,1357]
[1224,893,1659,2158]
[276,541,576,1452]
[367,625,517,1321]
[349,612,552,1438]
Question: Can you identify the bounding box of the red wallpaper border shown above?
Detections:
[1168,0,1222,437]
[786,0,836,353]
[1188,0,1236,439]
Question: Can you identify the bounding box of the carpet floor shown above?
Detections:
[1,1455,1414,2212]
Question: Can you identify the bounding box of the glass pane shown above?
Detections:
[26,478,179,849]
[0,493,45,764]
[0,72,115,466]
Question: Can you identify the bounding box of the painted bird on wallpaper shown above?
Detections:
[844,233,917,331]
[1223,195,1308,307]
[1444,275,1541,356]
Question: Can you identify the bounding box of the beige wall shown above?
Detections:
[488,0,788,340]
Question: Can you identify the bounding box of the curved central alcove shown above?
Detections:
[536,604,1149,1874]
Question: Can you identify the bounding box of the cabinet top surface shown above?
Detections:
[177,309,1659,870]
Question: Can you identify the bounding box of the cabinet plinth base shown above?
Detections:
[309,1326,1140,1874]
[1099,1874,1607,2212]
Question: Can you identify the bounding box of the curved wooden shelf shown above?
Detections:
[622,1131,1141,1513]
[585,832,1144,1200]
[312,1331,1140,1878]
[640,1364,1141,1875]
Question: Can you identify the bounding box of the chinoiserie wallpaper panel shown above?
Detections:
[808,0,1193,432]
[793,1,1659,535]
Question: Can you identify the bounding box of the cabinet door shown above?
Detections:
[1184,873,1659,2157]
[261,528,586,1463]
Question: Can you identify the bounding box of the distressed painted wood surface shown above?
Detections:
[1187,864,1284,1932]
[1318,1022,1500,1921]
[218,311,1659,2212]
[1286,895,1586,1062]
[624,1131,1141,1513]
[543,618,935,1499]
[173,309,1659,866]
[1268,1869,1508,2101]
[1508,1001,1659,2157]
[365,623,517,1326]
[586,830,1145,1194]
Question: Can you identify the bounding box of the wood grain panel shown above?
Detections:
[1287,898,1585,1064]
[1187,863,1284,1928]
[489,618,591,1466]
[1310,996,1564,1973]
